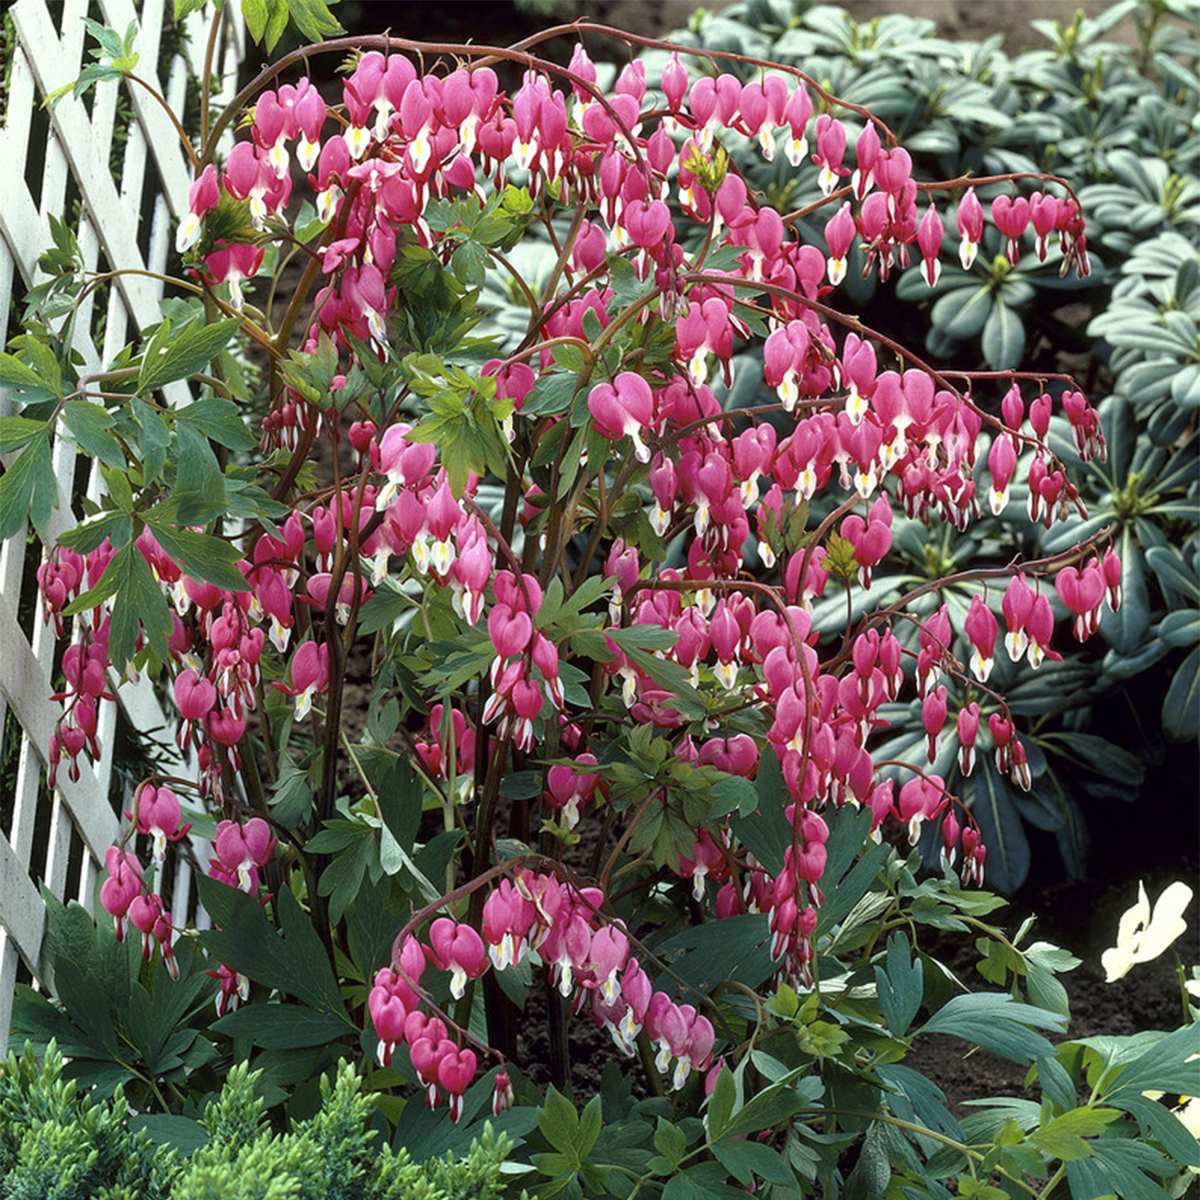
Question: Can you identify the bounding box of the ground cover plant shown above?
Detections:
[2,0,1197,1196]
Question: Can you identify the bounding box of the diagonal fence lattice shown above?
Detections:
[0,0,244,1047]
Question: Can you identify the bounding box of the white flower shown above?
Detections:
[1101,880,1194,983]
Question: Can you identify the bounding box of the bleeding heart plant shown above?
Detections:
[8,5,1193,1198]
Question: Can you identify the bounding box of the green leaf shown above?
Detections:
[240,0,268,41]
[61,401,125,469]
[523,372,578,418]
[318,834,372,925]
[815,830,890,936]
[99,463,133,515]
[663,1165,747,1199]
[499,771,543,800]
[0,416,47,453]
[577,1094,602,1160]
[1114,1093,1200,1168]
[652,1117,688,1170]
[875,932,923,1037]
[969,755,1030,895]
[60,540,170,668]
[1065,1137,1177,1200]
[132,397,170,480]
[878,1062,965,1152]
[108,542,173,667]
[211,1003,352,1049]
[130,1113,208,1154]
[56,511,132,555]
[721,1073,817,1141]
[538,1085,581,1157]
[981,299,1025,370]
[1106,1026,1200,1103]
[269,757,315,828]
[1037,1052,1079,1112]
[378,756,422,860]
[1025,960,1070,1019]
[0,430,58,539]
[343,874,405,981]
[956,1182,1008,1200]
[605,628,704,717]
[1030,1107,1121,1161]
[920,993,1065,1064]
[844,1122,891,1199]
[658,913,774,993]
[262,0,289,51]
[139,318,241,393]
[171,421,227,525]
[727,751,791,876]
[286,0,344,41]
[707,1065,736,1141]
[177,397,259,451]
[606,624,679,652]
[0,350,60,402]
[712,1137,794,1185]
[196,875,352,1021]
[141,517,251,592]
[708,773,759,819]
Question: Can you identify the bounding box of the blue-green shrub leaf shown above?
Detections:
[1163,645,1200,741]
[930,286,990,339]
[1146,547,1200,605]
[1101,527,1150,654]
[981,299,1025,370]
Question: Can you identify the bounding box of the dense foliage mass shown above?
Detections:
[2,0,1196,1197]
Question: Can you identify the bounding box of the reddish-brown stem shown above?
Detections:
[598,790,658,897]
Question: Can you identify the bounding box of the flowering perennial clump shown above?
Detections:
[28,25,1120,1121]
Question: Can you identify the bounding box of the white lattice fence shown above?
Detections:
[0,0,244,1047]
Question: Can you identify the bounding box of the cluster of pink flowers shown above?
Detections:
[370,867,716,1118]
[33,36,1118,1085]
[96,790,274,1003]
[369,936,478,1121]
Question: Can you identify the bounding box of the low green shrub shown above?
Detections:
[0,1043,514,1200]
